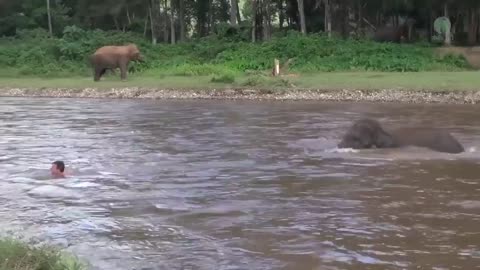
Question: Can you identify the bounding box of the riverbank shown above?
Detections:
[0,237,85,270]
[1,72,480,104]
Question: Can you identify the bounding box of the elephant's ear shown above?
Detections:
[375,130,395,148]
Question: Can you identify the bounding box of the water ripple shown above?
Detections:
[0,98,479,269]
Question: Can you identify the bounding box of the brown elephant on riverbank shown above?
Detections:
[337,118,464,154]
[89,43,143,81]
[373,19,415,43]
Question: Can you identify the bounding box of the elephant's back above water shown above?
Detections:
[389,127,465,154]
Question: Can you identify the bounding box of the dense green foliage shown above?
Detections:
[0,237,85,270]
[0,27,469,78]
[2,0,480,45]
[0,0,476,79]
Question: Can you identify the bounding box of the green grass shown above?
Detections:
[0,28,471,78]
[295,71,480,91]
[1,71,480,92]
[0,237,85,270]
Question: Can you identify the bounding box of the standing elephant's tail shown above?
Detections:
[88,54,95,66]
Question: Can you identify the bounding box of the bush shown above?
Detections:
[0,237,85,270]
[211,73,235,83]
[0,26,470,77]
[242,74,271,86]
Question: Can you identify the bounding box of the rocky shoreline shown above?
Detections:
[1,87,480,104]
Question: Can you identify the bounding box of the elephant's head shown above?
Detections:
[126,43,144,62]
[338,118,396,149]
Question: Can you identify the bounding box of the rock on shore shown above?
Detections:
[2,87,480,104]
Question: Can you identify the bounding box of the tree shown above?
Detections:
[2,0,480,46]
[46,0,52,35]
[230,0,238,26]
[170,0,175,44]
[179,0,186,41]
[324,0,332,37]
[297,0,306,34]
[251,0,257,42]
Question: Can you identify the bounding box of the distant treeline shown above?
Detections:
[1,0,479,45]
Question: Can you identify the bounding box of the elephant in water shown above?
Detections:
[337,118,464,154]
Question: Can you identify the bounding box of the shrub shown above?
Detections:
[0,237,86,270]
[211,73,235,83]
[0,26,470,77]
[242,74,270,86]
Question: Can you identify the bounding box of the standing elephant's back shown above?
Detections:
[93,45,121,55]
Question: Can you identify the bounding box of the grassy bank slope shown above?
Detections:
[1,72,480,92]
[0,28,471,79]
[0,238,85,270]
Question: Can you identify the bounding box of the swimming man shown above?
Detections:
[50,160,66,178]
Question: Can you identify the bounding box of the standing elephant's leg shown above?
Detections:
[94,67,107,81]
[99,68,107,78]
[94,67,103,81]
[94,67,107,82]
[119,59,129,81]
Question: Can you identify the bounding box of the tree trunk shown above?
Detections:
[324,0,331,38]
[179,0,186,41]
[267,2,272,37]
[208,0,214,34]
[126,6,132,25]
[427,8,432,42]
[170,0,176,44]
[163,0,169,42]
[230,0,238,26]
[113,16,120,30]
[262,0,271,40]
[467,9,479,46]
[149,3,157,44]
[144,8,149,37]
[463,10,469,33]
[357,0,362,30]
[251,0,257,42]
[452,11,460,38]
[278,0,284,29]
[444,3,451,45]
[236,1,242,24]
[297,0,306,34]
[345,4,354,38]
[46,0,53,36]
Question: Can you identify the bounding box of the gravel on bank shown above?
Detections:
[2,87,480,104]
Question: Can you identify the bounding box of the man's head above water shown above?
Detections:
[50,160,65,177]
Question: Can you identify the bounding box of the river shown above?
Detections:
[0,97,479,270]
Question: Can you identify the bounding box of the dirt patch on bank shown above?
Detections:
[434,46,480,69]
[1,87,480,104]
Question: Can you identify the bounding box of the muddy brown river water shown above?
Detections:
[0,97,479,270]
